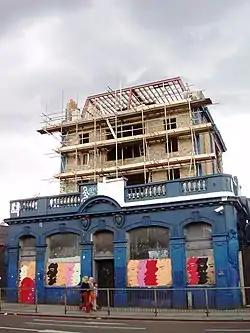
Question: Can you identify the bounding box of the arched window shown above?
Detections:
[93,230,114,258]
[19,236,36,261]
[93,231,114,296]
[128,226,170,260]
[45,233,80,287]
[127,227,172,287]
[47,233,80,259]
[185,222,215,285]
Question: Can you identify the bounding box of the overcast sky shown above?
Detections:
[1,0,249,222]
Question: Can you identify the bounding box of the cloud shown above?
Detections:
[0,0,87,33]
[0,0,249,221]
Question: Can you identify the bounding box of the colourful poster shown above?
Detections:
[127,259,172,287]
[19,261,36,304]
[186,256,215,285]
[46,259,81,287]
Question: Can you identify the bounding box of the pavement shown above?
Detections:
[1,315,250,332]
[1,303,250,321]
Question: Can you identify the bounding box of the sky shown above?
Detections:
[0,0,250,222]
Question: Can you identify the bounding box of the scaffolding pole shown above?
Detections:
[60,90,65,192]
[115,88,119,178]
[43,79,216,189]
[74,118,79,191]
[188,99,197,176]
[183,84,197,177]
[164,104,171,180]
[93,105,97,182]
[141,107,147,183]
[75,90,80,190]
[115,113,118,178]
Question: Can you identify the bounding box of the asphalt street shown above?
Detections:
[1,315,250,333]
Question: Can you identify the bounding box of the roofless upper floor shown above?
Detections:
[37,77,226,153]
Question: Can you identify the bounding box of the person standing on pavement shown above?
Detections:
[89,277,98,311]
[79,276,91,313]
[93,279,98,310]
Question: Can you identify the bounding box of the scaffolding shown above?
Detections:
[38,77,220,192]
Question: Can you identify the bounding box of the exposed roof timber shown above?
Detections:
[83,77,186,117]
[106,86,128,112]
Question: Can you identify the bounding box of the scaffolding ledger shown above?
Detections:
[37,77,225,193]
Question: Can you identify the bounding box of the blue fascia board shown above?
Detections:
[126,197,242,212]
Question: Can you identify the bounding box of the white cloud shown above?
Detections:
[0,0,249,221]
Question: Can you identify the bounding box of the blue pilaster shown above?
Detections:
[114,240,127,306]
[213,234,232,308]
[36,245,47,303]
[80,242,93,279]
[170,237,186,308]
[227,229,241,307]
[6,246,19,302]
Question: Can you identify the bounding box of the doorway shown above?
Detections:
[96,259,114,307]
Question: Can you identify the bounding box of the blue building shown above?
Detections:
[5,175,250,309]
[4,78,250,309]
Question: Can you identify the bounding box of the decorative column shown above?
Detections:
[80,242,93,279]
[227,229,241,307]
[35,245,47,303]
[6,246,19,302]
[113,214,127,306]
[113,240,127,306]
[170,237,186,308]
[114,240,127,288]
[212,233,235,308]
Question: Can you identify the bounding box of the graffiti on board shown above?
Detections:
[127,259,172,287]
[46,258,81,287]
[19,261,36,304]
[186,256,215,285]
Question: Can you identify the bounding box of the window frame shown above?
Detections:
[93,230,114,258]
[19,236,36,261]
[163,117,177,130]
[78,133,89,144]
[165,137,178,153]
[46,233,80,260]
[184,222,215,285]
[127,226,170,260]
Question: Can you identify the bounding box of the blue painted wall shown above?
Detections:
[5,194,246,309]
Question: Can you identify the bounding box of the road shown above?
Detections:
[0,315,250,333]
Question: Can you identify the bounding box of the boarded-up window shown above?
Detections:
[184,222,212,256]
[128,227,170,260]
[185,222,215,285]
[19,236,36,261]
[93,231,114,257]
[47,233,80,259]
